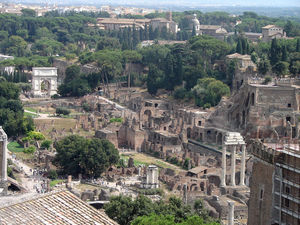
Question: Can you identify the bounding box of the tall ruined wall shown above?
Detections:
[206,82,300,141]
[248,159,274,225]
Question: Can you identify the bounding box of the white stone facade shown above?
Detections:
[31,67,58,98]
[141,165,159,189]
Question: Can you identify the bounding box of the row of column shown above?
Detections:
[221,144,246,187]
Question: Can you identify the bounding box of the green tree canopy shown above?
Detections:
[53,135,119,178]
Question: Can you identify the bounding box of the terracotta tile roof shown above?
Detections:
[0,190,118,225]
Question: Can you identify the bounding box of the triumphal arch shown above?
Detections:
[31,67,58,98]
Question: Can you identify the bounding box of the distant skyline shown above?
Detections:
[3,0,300,7]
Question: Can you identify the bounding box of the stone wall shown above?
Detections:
[248,159,274,225]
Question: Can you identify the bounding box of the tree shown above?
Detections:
[96,37,121,50]
[192,78,230,107]
[272,61,289,76]
[53,135,119,178]
[55,107,70,116]
[284,20,293,37]
[64,65,81,83]
[281,45,287,61]
[270,38,281,65]
[48,170,58,180]
[0,81,29,137]
[41,140,52,150]
[131,214,218,225]
[147,64,164,95]
[21,8,36,17]
[296,39,300,52]
[258,56,271,75]
[236,39,242,54]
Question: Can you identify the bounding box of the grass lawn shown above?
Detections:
[50,179,65,187]
[24,107,38,113]
[121,153,183,172]
[24,111,38,118]
[7,142,24,153]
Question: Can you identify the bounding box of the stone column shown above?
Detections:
[231,145,236,186]
[1,128,7,182]
[228,201,235,225]
[221,145,227,187]
[240,145,246,186]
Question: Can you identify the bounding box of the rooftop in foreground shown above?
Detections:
[0,190,118,225]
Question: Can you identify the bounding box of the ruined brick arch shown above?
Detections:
[140,108,154,128]
[190,183,198,191]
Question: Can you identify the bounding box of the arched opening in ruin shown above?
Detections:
[187,128,192,139]
[143,110,152,127]
[190,184,198,191]
[199,133,203,142]
[41,80,50,94]
[216,133,223,145]
[200,182,205,192]
[245,93,250,107]
[251,93,255,106]
[242,110,246,126]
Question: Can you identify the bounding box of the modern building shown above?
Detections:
[248,140,300,225]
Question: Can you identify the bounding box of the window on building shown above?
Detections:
[288,103,291,108]
[285,198,290,208]
[198,121,202,126]
[260,189,264,200]
[285,186,290,195]
[286,116,291,122]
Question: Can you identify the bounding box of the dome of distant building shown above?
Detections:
[191,14,200,27]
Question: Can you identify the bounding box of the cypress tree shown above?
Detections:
[270,38,281,65]
[192,26,196,37]
[236,39,242,54]
[296,38,300,52]
[281,45,287,61]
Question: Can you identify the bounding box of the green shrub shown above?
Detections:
[51,94,60,99]
[82,102,92,112]
[24,146,36,154]
[203,103,211,109]
[173,87,186,99]
[263,76,272,85]
[56,107,71,116]
[110,117,123,123]
[22,131,45,142]
[41,140,52,150]
[48,170,58,180]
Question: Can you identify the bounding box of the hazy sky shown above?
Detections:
[11,0,300,7]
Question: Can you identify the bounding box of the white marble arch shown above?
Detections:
[31,67,58,98]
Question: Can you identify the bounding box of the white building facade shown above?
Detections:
[31,67,58,98]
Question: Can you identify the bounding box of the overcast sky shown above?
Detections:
[9,0,300,7]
